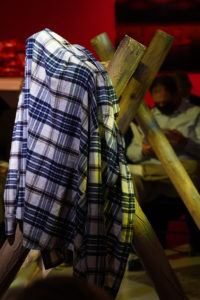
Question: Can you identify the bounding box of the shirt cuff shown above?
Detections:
[4,216,16,235]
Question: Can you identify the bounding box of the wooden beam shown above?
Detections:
[133,200,187,300]
[117,29,174,134]
[92,33,146,99]
[136,102,200,229]
[0,224,30,298]
[91,32,115,62]
[92,30,200,230]
[91,31,187,300]
[106,35,145,99]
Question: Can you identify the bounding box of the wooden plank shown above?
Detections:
[136,102,200,229]
[91,32,115,62]
[92,34,146,99]
[117,29,174,134]
[91,31,187,300]
[0,224,30,298]
[92,30,200,230]
[106,35,145,99]
[133,200,187,300]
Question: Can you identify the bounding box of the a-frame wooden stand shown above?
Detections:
[2,30,199,299]
[91,30,198,299]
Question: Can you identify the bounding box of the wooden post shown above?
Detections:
[136,102,200,229]
[91,30,200,230]
[106,35,146,99]
[91,31,187,299]
[0,223,30,298]
[133,200,187,300]
[91,32,116,61]
[117,29,174,134]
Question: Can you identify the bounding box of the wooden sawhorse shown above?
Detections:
[91,30,200,299]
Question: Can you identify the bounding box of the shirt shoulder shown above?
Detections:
[183,100,200,115]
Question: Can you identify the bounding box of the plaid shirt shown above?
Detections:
[4,29,135,297]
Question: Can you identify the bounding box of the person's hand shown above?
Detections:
[165,129,188,145]
[142,141,154,156]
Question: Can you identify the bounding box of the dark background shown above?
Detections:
[116,0,200,71]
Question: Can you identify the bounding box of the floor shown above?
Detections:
[7,244,200,300]
[117,245,200,300]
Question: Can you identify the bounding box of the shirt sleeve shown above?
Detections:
[126,123,148,163]
[4,91,27,235]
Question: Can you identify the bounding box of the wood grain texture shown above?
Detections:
[91,31,187,300]
[117,29,174,134]
[106,35,146,99]
[136,102,200,230]
[91,30,200,230]
[91,32,115,62]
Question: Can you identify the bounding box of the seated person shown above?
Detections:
[126,75,200,254]
[172,71,200,106]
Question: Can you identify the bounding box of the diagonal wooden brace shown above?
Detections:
[91,31,187,299]
[93,33,146,99]
[92,30,200,231]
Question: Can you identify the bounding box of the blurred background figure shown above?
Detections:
[172,71,200,106]
[2,275,112,300]
[126,75,200,260]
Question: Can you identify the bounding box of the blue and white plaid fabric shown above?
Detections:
[4,29,135,297]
